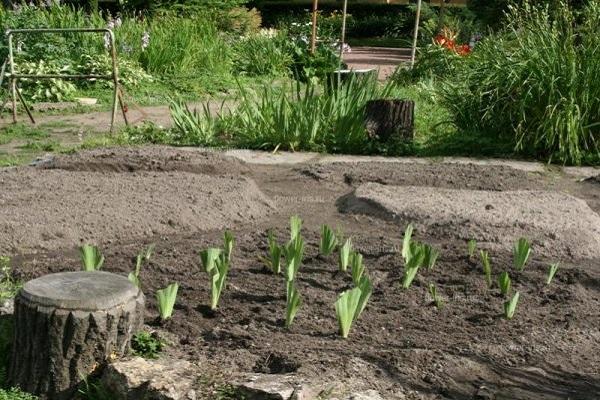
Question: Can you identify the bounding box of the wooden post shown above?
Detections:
[337,0,349,87]
[310,0,319,55]
[9,271,144,400]
[410,0,423,68]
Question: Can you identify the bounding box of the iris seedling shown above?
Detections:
[338,238,353,272]
[480,250,492,288]
[546,263,559,285]
[80,244,104,271]
[402,244,425,289]
[497,271,511,296]
[350,252,365,286]
[422,245,440,270]
[285,281,302,328]
[156,282,179,320]
[261,230,282,274]
[355,276,373,320]
[319,225,338,256]
[401,224,414,262]
[335,278,372,339]
[428,283,444,310]
[467,239,477,258]
[290,215,302,239]
[504,291,520,320]
[513,238,531,271]
[129,244,155,288]
[209,254,230,310]
[283,235,304,281]
[223,230,235,263]
[200,248,222,273]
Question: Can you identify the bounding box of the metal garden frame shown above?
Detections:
[5,28,127,132]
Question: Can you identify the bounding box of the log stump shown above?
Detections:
[8,271,145,399]
[364,99,415,142]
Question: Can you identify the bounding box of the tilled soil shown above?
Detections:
[4,146,600,399]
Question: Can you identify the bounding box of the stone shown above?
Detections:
[101,357,200,400]
[345,390,384,400]
[234,374,335,400]
[8,271,144,400]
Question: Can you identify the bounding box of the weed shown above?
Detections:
[0,388,38,399]
[131,331,164,359]
[0,257,21,302]
[497,271,511,296]
[338,238,353,272]
[504,291,520,320]
[156,283,179,320]
[319,225,338,256]
[428,283,444,310]
[513,238,531,271]
[546,263,560,285]
[480,250,492,288]
[79,245,104,271]
[350,252,365,286]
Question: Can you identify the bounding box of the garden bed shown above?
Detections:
[4,146,600,399]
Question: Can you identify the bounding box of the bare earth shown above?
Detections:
[4,146,600,399]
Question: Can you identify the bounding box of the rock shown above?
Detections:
[235,374,335,400]
[474,385,496,400]
[0,298,13,315]
[101,356,200,400]
[346,390,385,400]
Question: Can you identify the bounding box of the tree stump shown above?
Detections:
[364,99,415,142]
[8,271,145,400]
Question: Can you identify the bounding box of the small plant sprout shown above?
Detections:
[513,237,531,271]
[283,235,304,281]
[350,252,365,286]
[223,230,235,263]
[422,245,440,270]
[261,230,282,274]
[132,331,164,359]
[200,248,222,273]
[319,224,338,256]
[335,278,372,339]
[285,281,302,328]
[338,238,353,272]
[355,276,373,320]
[401,223,414,262]
[546,263,560,285]
[497,271,512,296]
[290,215,302,239]
[209,254,231,310]
[129,244,155,288]
[480,250,492,288]
[402,244,425,289]
[79,244,104,271]
[467,239,477,258]
[504,291,520,320]
[156,283,179,320]
[428,284,444,310]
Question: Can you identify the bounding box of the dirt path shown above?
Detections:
[3,146,600,399]
[344,46,410,80]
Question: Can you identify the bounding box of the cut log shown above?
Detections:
[364,99,415,142]
[8,271,145,400]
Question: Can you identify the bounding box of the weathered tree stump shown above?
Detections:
[8,271,145,399]
[364,99,415,142]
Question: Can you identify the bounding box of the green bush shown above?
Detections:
[233,32,292,77]
[0,388,37,400]
[440,0,600,164]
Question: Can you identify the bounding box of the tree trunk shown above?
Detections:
[364,99,415,142]
[8,271,145,400]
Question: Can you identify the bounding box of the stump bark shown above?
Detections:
[8,271,145,399]
[364,99,415,142]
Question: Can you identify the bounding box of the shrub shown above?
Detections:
[233,32,292,77]
[440,0,600,164]
[131,331,164,359]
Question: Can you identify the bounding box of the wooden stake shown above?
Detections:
[410,0,423,68]
[310,0,319,54]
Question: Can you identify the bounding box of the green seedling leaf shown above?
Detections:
[480,250,492,288]
[338,238,353,272]
[467,239,477,258]
[498,271,511,296]
[422,244,440,270]
[129,244,155,288]
[350,251,365,286]
[504,291,520,320]
[546,263,559,285]
[290,215,302,240]
[264,230,282,274]
[401,223,414,262]
[285,281,302,328]
[156,282,179,320]
[209,254,230,310]
[283,235,304,282]
[223,230,235,263]
[335,287,362,339]
[80,244,104,271]
[355,275,372,321]
[320,224,338,256]
[428,283,444,310]
[402,244,425,289]
[200,248,222,273]
[513,237,531,271]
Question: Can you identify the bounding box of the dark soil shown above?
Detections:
[5,146,600,399]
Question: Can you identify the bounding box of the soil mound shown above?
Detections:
[341,183,600,259]
[0,152,271,253]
